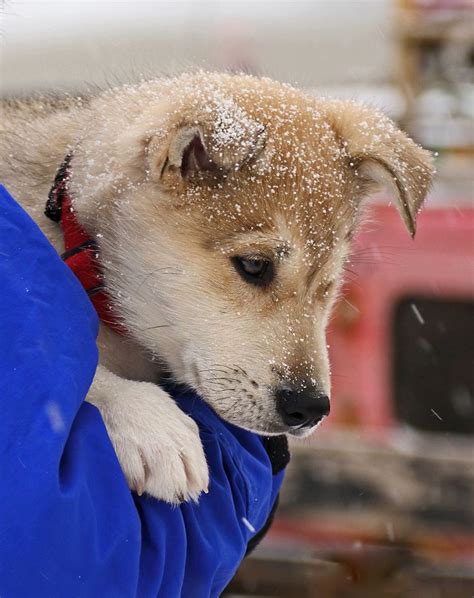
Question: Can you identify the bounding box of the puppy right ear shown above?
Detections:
[146,126,223,190]
[168,126,225,180]
[147,120,266,191]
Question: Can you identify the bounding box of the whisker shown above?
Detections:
[198,368,242,378]
[134,267,184,292]
[209,392,239,400]
[138,324,173,331]
[202,377,234,385]
[210,363,249,377]
[198,367,234,375]
[202,381,235,389]
[200,375,238,383]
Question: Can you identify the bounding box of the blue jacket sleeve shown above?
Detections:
[0,186,285,598]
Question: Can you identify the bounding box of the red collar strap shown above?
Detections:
[45,155,126,336]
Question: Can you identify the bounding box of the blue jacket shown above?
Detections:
[0,185,287,598]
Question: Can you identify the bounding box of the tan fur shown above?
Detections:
[0,72,434,502]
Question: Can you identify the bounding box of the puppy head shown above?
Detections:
[72,73,434,436]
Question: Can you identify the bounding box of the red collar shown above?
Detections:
[46,155,126,336]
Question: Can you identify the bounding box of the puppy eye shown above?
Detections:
[231,256,274,287]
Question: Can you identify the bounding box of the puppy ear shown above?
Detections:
[329,102,435,237]
[168,126,223,180]
[147,120,266,190]
[146,126,222,190]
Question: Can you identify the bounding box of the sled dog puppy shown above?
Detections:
[1,72,434,502]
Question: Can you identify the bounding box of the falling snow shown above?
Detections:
[45,401,66,433]
[241,517,256,533]
[410,303,425,325]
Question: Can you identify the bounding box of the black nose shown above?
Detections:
[276,387,330,429]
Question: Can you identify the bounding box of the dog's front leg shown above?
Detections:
[86,365,209,504]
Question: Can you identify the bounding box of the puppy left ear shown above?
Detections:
[329,102,435,237]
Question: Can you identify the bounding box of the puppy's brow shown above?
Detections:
[212,233,291,258]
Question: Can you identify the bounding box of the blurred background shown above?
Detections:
[2,0,473,595]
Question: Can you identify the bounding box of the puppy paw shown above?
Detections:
[113,402,209,504]
[88,369,208,504]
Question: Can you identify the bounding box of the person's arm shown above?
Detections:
[0,185,286,598]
